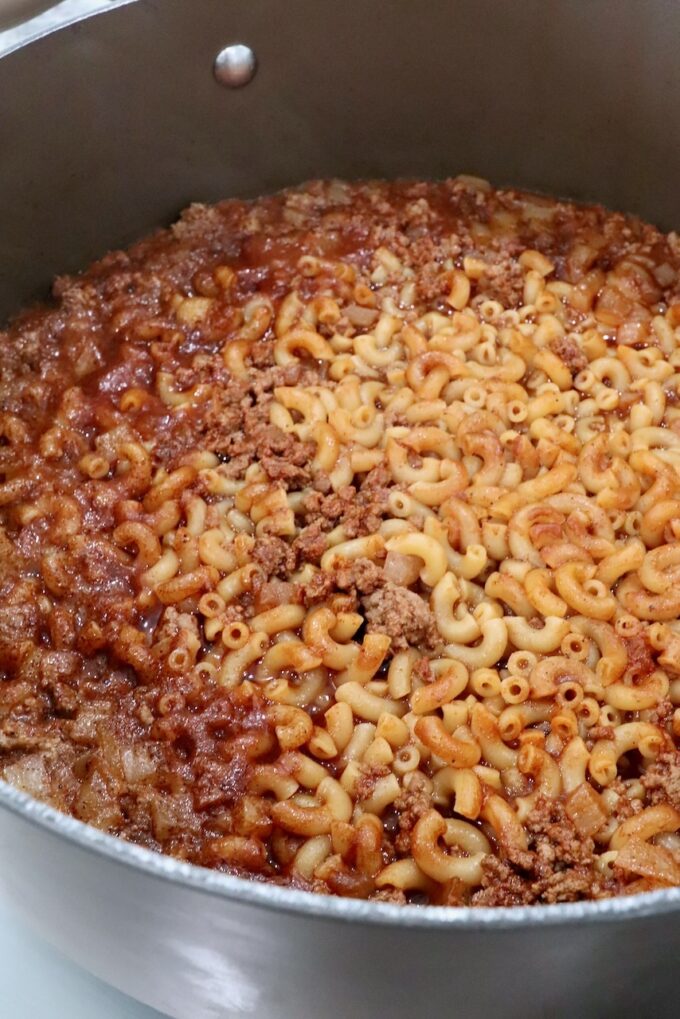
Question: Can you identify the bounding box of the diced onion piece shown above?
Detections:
[121,746,157,784]
[382,551,422,587]
[615,838,680,886]
[255,579,297,612]
[3,755,50,801]
[565,782,608,838]
[346,304,379,328]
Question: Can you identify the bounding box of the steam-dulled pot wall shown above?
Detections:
[2,0,680,320]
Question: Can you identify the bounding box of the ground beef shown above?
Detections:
[354,763,391,802]
[473,252,525,307]
[394,775,432,854]
[549,333,588,374]
[259,431,315,490]
[252,536,297,578]
[198,375,249,454]
[302,482,389,539]
[473,797,611,906]
[335,558,385,596]
[472,857,534,907]
[221,422,314,490]
[362,582,439,651]
[0,597,40,670]
[301,558,387,603]
[299,558,385,605]
[192,756,249,811]
[525,796,596,872]
[0,526,20,581]
[411,657,434,685]
[534,867,601,904]
[361,463,393,493]
[194,359,322,484]
[222,603,247,624]
[292,520,328,565]
[622,633,657,681]
[646,698,675,727]
[153,607,200,650]
[370,888,407,904]
[604,779,644,824]
[301,570,336,606]
[641,751,680,811]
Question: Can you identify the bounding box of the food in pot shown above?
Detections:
[2,177,680,906]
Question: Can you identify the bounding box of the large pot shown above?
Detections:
[1,3,679,1017]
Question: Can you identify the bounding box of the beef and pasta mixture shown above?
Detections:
[2,177,680,907]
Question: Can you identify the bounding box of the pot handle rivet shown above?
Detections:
[213,44,257,88]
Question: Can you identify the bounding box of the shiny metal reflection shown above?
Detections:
[213,43,257,88]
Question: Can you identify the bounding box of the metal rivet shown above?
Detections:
[213,44,257,88]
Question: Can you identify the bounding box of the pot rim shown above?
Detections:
[0,0,135,57]
[2,0,680,934]
[2,778,679,928]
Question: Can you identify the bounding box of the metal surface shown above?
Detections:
[1,2,680,1016]
[213,43,257,89]
[2,0,680,320]
[0,0,54,32]
[0,890,163,1018]
[1,778,679,1019]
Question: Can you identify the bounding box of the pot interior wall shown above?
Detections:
[0,0,678,319]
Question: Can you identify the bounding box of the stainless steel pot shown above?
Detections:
[1,3,680,1016]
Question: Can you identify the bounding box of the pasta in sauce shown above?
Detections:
[2,176,680,906]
